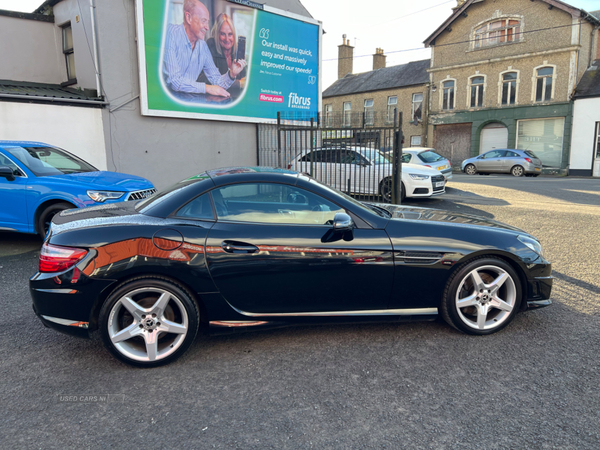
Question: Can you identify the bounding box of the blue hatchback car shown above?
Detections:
[0,141,156,238]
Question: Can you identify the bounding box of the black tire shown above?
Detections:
[37,202,74,239]
[99,276,200,367]
[440,257,522,335]
[511,165,525,177]
[464,164,477,175]
[379,178,405,203]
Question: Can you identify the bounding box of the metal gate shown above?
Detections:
[258,111,404,204]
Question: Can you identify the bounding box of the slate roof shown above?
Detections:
[0,80,103,104]
[573,61,600,99]
[323,59,430,98]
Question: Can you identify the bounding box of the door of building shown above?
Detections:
[480,123,508,154]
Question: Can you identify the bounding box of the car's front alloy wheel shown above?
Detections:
[99,277,199,367]
[441,258,521,335]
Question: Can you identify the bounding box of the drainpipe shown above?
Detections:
[90,0,103,98]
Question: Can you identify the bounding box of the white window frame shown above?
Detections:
[324,104,333,127]
[467,75,486,108]
[386,96,397,123]
[61,22,76,83]
[343,102,352,127]
[440,78,456,111]
[532,64,556,103]
[411,93,423,122]
[471,16,524,50]
[364,99,374,126]
[410,136,422,146]
[498,69,520,106]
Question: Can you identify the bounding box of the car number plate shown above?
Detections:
[534,167,541,171]
[437,165,447,170]
[435,181,445,188]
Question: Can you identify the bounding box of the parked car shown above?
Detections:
[0,141,156,238]
[461,149,543,177]
[30,167,552,367]
[288,147,446,201]
[402,147,452,180]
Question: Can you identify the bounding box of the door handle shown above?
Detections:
[221,241,259,254]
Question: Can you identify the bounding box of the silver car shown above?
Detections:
[402,147,452,180]
[461,149,543,177]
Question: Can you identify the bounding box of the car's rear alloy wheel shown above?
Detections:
[99,277,199,367]
[464,164,477,175]
[511,165,525,177]
[441,258,521,335]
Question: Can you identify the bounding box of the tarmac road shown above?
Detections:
[1,174,599,449]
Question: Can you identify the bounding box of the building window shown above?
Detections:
[324,104,333,127]
[412,93,423,122]
[501,72,518,105]
[410,136,422,146]
[474,18,521,49]
[469,76,484,107]
[535,67,554,102]
[517,117,565,168]
[442,80,455,110]
[387,96,397,123]
[595,122,600,159]
[61,23,76,83]
[364,99,374,125]
[343,102,351,127]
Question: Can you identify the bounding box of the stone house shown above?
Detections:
[423,0,600,172]
[322,39,430,148]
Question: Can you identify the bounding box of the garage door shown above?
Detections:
[433,123,472,169]
[480,123,508,154]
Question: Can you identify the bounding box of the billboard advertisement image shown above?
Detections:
[136,0,321,123]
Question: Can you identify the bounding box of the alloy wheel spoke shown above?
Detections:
[490,297,514,312]
[158,319,187,335]
[111,322,143,344]
[457,293,479,308]
[143,330,159,361]
[152,292,171,316]
[476,303,490,329]
[490,272,509,293]
[470,270,486,291]
[120,296,146,319]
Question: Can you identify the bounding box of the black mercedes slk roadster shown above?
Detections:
[30,167,552,367]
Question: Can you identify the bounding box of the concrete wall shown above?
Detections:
[570,97,600,175]
[0,14,65,84]
[0,102,107,169]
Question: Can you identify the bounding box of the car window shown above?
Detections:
[5,146,97,176]
[0,153,25,177]
[417,151,444,163]
[175,193,214,220]
[401,153,412,163]
[482,150,506,159]
[505,151,520,157]
[212,183,345,225]
[524,151,539,159]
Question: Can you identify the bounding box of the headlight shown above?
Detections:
[87,190,125,203]
[518,235,544,257]
[409,174,430,180]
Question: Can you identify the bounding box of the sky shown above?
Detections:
[1,0,598,88]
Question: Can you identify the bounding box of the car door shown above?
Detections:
[205,182,394,314]
[0,152,29,232]
[476,150,506,172]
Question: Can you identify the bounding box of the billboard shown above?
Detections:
[135,0,321,123]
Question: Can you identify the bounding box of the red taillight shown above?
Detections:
[525,158,533,163]
[39,243,88,273]
[448,161,451,167]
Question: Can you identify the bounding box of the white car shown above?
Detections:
[288,147,445,201]
[402,147,453,180]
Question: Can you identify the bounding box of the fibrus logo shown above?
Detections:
[288,92,311,110]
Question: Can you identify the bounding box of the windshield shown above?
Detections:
[360,149,390,165]
[5,146,97,176]
[417,150,444,163]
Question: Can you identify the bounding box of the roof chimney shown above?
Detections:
[338,35,354,79]
[373,48,386,70]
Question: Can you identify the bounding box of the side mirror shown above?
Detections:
[332,212,354,231]
[0,166,15,182]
